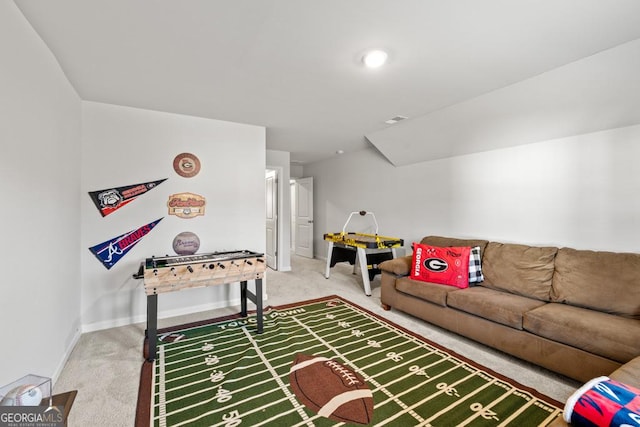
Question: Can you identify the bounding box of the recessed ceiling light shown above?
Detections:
[363,50,388,68]
[336,150,345,155]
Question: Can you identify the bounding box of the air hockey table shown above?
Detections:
[323,211,403,296]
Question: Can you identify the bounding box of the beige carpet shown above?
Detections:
[53,255,580,426]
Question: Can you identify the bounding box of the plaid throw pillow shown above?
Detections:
[468,246,484,284]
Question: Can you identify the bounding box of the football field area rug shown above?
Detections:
[136,296,563,426]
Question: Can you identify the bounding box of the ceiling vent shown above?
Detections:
[384,115,407,124]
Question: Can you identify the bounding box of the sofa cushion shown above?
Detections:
[420,236,489,258]
[551,248,640,319]
[523,303,640,363]
[482,242,557,301]
[395,276,460,307]
[446,286,546,330]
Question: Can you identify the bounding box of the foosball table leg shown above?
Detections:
[255,278,263,334]
[146,294,158,361]
[239,279,263,334]
[240,281,248,317]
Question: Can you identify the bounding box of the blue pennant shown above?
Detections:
[89,218,163,269]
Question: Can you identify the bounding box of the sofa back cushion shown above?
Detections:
[420,236,489,257]
[551,248,640,319]
[482,242,557,301]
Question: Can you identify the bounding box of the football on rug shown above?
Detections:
[289,353,374,424]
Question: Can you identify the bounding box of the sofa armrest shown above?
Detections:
[379,255,412,276]
[610,355,640,387]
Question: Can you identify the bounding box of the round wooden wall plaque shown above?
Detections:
[173,153,201,178]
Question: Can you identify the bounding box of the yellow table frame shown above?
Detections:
[324,232,403,296]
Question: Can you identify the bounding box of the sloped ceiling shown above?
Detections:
[14,0,640,165]
[366,39,640,165]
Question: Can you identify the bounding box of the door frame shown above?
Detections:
[265,169,278,270]
[265,165,291,272]
[293,177,314,259]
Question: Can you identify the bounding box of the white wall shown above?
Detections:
[0,2,81,385]
[266,150,292,271]
[305,124,640,257]
[81,102,265,331]
[290,164,304,179]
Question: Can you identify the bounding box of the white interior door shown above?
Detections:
[295,177,314,258]
[265,170,278,269]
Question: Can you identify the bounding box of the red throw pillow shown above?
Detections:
[410,243,471,288]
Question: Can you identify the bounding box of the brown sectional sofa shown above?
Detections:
[379,236,640,406]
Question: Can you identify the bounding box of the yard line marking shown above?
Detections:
[497,395,562,427]
[377,371,495,427]
[370,353,455,390]
[171,388,290,426]
[536,408,564,427]
[162,354,267,392]
[249,403,315,427]
[212,397,314,427]
[432,384,515,426]
[162,372,276,408]
[497,396,536,426]
[364,349,439,381]
[241,326,310,422]
[372,357,460,406]
[353,306,442,349]
[356,341,427,369]
[157,346,167,427]
[150,359,157,427]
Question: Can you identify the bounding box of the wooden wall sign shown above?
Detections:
[173,153,201,178]
[167,193,206,218]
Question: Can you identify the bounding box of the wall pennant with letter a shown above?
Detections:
[89,218,163,269]
[88,178,168,217]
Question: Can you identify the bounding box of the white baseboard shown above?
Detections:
[80,296,268,333]
[51,321,82,385]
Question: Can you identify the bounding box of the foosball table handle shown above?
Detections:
[132,263,144,280]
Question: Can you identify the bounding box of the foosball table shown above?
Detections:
[134,250,266,361]
[324,211,403,296]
